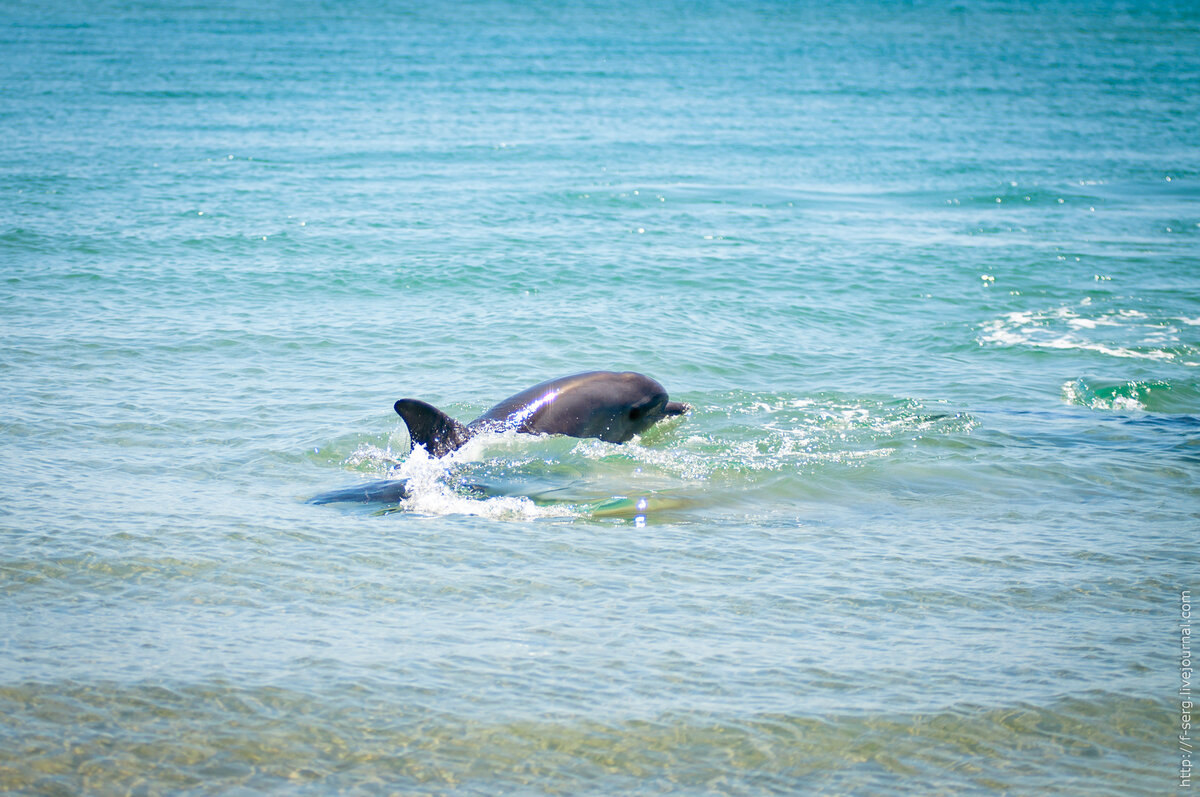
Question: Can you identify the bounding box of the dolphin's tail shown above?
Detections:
[394,399,473,457]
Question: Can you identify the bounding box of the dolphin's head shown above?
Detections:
[607,373,690,440]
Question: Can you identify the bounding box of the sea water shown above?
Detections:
[1,0,1198,793]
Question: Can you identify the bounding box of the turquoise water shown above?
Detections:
[2,0,1199,793]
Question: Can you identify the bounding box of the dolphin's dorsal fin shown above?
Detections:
[394,399,472,457]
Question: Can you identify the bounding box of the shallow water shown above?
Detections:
[2,0,1198,793]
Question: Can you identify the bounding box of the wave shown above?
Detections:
[1062,377,1199,412]
[979,303,1199,365]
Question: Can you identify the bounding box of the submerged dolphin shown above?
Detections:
[309,478,411,505]
[395,370,689,458]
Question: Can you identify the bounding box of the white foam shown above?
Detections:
[1066,317,1119,329]
[1109,396,1146,411]
[978,306,1185,362]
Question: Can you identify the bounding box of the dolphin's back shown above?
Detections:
[472,371,659,441]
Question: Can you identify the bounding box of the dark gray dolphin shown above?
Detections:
[395,371,688,458]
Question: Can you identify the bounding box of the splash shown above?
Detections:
[566,395,972,479]
[387,442,578,521]
[343,443,403,470]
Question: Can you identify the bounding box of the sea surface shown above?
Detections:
[2,0,1198,793]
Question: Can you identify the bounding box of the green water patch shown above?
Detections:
[1063,377,1199,413]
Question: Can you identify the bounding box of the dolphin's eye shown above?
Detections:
[629,407,642,421]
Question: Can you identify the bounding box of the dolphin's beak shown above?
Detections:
[664,401,689,415]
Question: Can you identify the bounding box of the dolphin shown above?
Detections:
[395,370,688,457]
